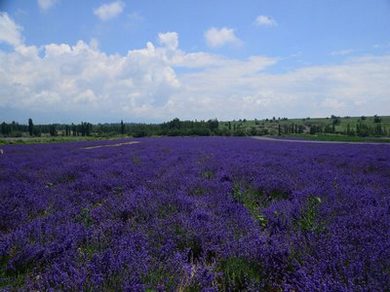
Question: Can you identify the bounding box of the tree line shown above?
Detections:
[2,120,93,137]
[0,118,221,138]
[1,116,389,138]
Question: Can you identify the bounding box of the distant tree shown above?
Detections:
[88,123,92,136]
[249,127,257,136]
[28,118,34,136]
[168,118,181,129]
[219,127,231,136]
[356,121,369,136]
[207,119,219,132]
[79,123,84,136]
[1,122,11,136]
[283,124,289,134]
[233,128,245,136]
[324,124,333,133]
[65,125,70,136]
[121,120,125,135]
[309,125,322,135]
[374,123,383,136]
[346,123,355,136]
[33,127,41,137]
[374,115,381,123]
[71,123,77,136]
[49,124,57,136]
[331,116,341,125]
[133,129,147,137]
[80,122,92,136]
[257,128,269,136]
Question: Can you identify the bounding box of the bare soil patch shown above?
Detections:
[82,141,140,149]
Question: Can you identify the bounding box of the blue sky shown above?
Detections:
[0,0,390,123]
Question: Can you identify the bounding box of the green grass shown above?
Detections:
[0,135,127,145]
[232,183,290,228]
[281,134,390,143]
[76,207,94,228]
[217,257,262,290]
[296,196,324,233]
[0,255,31,289]
[143,266,176,290]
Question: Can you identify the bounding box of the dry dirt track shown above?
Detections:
[81,141,140,149]
[252,136,390,145]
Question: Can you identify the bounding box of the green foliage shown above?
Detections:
[0,255,32,288]
[49,124,57,136]
[1,115,389,141]
[217,257,262,290]
[143,266,176,290]
[28,118,33,136]
[201,170,214,179]
[76,208,93,228]
[232,183,271,228]
[120,120,125,134]
[157,203,177,219]
[174,226,203,262]
[78,243,98,261]
[374,115,381,123]
[296,196,324,233]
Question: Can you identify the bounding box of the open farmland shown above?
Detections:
[0,137,389,290]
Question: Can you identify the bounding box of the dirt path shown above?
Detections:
[252,136,390,145]
[82,141,140,149]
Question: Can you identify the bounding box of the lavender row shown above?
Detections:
[0,137,389,290]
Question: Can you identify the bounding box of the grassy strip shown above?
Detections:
[2,133,389,146]
[278,134,390,143]
[0,135,130,145]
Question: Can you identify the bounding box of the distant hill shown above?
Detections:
[219,115,390,138]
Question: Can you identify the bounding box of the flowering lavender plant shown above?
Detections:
[0,137,389,290]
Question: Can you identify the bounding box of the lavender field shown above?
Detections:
[0,137,389,290]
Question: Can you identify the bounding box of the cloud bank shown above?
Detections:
[0,13,389,122]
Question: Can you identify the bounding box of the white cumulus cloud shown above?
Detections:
[204,27,242,48]
[37,0,58,11]
[158,32,179,51]
[0,12,23,47]
[255,15,277,27]
[94,1,125,21]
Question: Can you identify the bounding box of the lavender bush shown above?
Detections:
[0,137,389,290]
